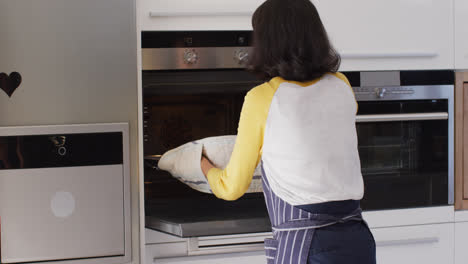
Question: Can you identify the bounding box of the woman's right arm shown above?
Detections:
[205,83,274,200]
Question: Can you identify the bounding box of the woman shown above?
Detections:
[201,0,376,263]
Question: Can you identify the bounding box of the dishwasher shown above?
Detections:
[0,123,131,264]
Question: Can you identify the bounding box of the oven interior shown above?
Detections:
[143,69,269,237]
[357,99,449,210]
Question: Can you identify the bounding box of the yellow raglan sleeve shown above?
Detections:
[333,72,358,112]
[334,72,352,87]
[206,83,273,201]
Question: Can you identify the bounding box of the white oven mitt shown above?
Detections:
[158,135,263,194]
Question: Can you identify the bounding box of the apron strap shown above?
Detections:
[272,209,363,231]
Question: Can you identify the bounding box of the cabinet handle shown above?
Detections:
[376,237,439,247]
[341,52,438,59]
[149,11,253,17]
[356,112,448,123]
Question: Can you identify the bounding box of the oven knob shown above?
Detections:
[375,88,387,98]
[58,147,67,156]
[183,49,198,64]
[234,49,249,65]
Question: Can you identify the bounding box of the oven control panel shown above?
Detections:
[354,87,416,100]
[183,49,199,64]
[181,48,250,66]
[234,49,249,65]
[142,31,254,70]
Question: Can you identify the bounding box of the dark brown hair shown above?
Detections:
[247,0,340,82]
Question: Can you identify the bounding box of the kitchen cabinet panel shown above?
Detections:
[138,0,263,31]
[455,72,468,209]
[0,0,138,263]
[455,210,468,222]
[138,0,454,70]
[373,223,454,264]
[145,223,448,264]
[148,224,455,264]
[455,222,468,264]
[152,251,266,264]
[146,243,188,262]
[146,228,187,244]
[363,206,454,228]
[455,0,468,69]
[315,0,454,71]
[146,231,269,261]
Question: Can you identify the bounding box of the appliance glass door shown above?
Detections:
[143,70,270,237]
[357,100,449,210]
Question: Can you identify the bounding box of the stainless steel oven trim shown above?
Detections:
[356,112,448,122]
[353,85,454,101]
[355,84,454,205]
[375,237,439,247]
[448,85,454,205]
[142,47,252,70]
[187,233,271,256]
[142,47,456,215]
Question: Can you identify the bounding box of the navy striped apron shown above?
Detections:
[261,166,364,264]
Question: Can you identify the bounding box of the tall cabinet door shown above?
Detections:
[456,72,468,209]
[455,0,468,69]
[315,0,454,71]
[0,0,137,263]
[0,0,137,126]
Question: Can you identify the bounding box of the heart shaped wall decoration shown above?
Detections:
[0,72,22,97]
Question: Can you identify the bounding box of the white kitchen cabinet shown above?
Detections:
[363,206,455,229]
[0,0,138,263]
[373,223,454,264]
[146,229,269,262]
[455,222,468,264]
[148,224,456,264]
[454,211,468,264]
[314,0,454,71]
[455,0,468,69]
[146,243,188,263]
[138,0,263,31]
[138,0,454,71]
[455,210,468,222]
[152,251,265,264]
[148,224,455,264]
[145,207,456,264]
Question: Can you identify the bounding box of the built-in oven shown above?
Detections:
[141,31,454,238]
[351,71,454,210]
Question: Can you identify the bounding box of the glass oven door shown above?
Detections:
[357,100,450,210]
[143,69,270,237]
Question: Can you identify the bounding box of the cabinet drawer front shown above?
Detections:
[316,0,454,70]
[146,242,188,261]
[139,0,263,31]
[455,0,468,69]
[152,251,265,264]
[374,224,454,264]
[148,223,454,264]
[455,222,468,264]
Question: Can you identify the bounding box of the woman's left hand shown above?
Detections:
[201,156,215,179]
